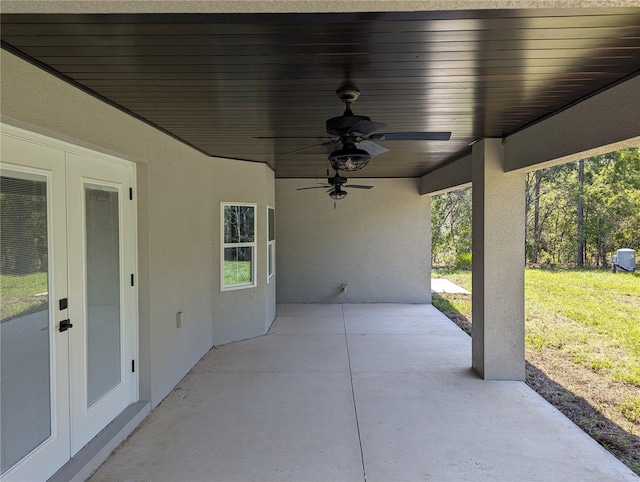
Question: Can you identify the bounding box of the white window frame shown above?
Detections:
[221,202,257,291]
[267,206,275,283]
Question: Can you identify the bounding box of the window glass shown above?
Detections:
[224,247,253,286]
[267,207,275,282]
[224,205,255,243]
[268,207,275,242]
[222,204,256,290]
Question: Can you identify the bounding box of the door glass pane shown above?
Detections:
[85,185,121,407]
[0,174,51,474]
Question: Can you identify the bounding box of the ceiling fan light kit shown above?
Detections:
[329,187,348,200]
[294,83,451,199]
[325,84,450,175]
[329,145,371,171]
[296,169,373,202]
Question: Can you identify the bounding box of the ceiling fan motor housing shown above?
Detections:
[329,174,348,185]
[336,86,360,103]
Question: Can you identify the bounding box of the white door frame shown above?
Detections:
[67,151,138,453]
[0,140,70,482]
[0,123,139,481]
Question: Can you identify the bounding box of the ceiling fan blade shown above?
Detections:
[347,119,387,136]
[358,140,389,157]
[344,184,374,189]
[280,139,340,156]
[297,185,331,190]
[255,136,331,140]
[369,132,451,141]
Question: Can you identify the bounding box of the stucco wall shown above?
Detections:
[276,178,431,303]
[1,49,276,407]
[210,159,276,346]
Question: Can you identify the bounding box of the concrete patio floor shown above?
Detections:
[90,304,637,481]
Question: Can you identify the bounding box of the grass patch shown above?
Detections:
[223,260,252,287]
[1,271,48,320]
[433,267,640,475]
[621,397,640,424]
[432,293,471,335]
[526,269,640,387]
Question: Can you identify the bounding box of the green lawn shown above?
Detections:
[525,269,640,386]
[224,260,252,286]
[0,271,48,320]
[433,267,640,386]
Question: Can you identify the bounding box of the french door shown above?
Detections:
[1,129,137,481]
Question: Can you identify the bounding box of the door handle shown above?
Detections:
[59,319,73,332]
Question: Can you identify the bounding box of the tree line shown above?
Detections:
[431,147,640,268]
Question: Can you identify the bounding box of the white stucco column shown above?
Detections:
[471,138,525,380]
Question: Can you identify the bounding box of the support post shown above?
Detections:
[471,139,525,380]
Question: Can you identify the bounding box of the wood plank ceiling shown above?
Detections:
[2,8,640,178]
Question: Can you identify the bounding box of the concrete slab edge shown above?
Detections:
[48,401,151,482]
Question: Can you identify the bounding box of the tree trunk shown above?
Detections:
[533,171,541,264]
[577,159,585,267]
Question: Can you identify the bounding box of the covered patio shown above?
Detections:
[2,2,640,480]
[88,304,635,482]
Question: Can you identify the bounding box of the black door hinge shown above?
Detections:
[132,360,135,373]
[131,274,135,286]
[129,188,133,200]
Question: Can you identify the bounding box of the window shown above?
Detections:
[267,207,275,283]
[221,203,256,290]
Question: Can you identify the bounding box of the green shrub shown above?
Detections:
[455,252,472,269]
[620,396,640,424]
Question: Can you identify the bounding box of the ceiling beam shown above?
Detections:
[420,154,471,195]
[422,72,640,193]
[504,73,640,172]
